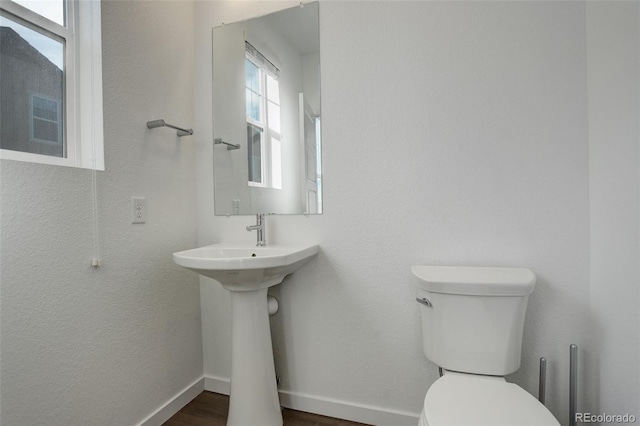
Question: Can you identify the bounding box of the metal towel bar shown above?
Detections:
[147,119,193,137]
[214,138,241,150]
[538,357,546,405]
[570,344,577,426]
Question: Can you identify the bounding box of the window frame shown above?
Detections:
[245,54,281,189]
[246,56,267,187]
[0,0,104,170]
[29,92,63,147]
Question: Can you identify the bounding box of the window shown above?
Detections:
[30,93,63,150]
[0,0,104,170]
[245,42,282,189]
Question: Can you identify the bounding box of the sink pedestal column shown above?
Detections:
[227,287,282,426]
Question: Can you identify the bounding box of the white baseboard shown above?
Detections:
[138,377,205,426]
[204,375,419,426]
[204,374,231,395]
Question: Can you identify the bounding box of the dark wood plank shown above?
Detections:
[163,391,371,426]
[282,407,370,426]
[164,391,228,426]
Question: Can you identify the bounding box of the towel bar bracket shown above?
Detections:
[147,119,193,137]
[214,138,241,150]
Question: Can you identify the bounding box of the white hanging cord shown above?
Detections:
[89,18,101,268]
[91,159,101,267]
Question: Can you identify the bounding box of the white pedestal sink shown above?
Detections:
[173,243,319,426]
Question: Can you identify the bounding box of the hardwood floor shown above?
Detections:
[163,391,371,426]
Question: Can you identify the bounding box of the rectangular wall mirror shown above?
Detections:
[212,2,322,216]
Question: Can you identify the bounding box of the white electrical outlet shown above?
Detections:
[132,197,146,224]
[232,199,240,215]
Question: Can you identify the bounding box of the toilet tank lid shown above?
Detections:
[412,266,535,296]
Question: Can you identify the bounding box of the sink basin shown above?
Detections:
[172,242,319,426]
[172,243,319,291]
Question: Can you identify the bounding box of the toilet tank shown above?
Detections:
[412,266,535,376]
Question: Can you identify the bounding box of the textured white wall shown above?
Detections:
[586,1,640,418]
[0,1,202,425]
[196,1,600,423]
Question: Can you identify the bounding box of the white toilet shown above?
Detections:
[412,265,560,426]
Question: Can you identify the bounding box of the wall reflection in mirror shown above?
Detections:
[212,2,322,216]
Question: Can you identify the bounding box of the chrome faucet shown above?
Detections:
[246,214,266,247]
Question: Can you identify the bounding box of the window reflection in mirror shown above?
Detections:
[245,47,282,189]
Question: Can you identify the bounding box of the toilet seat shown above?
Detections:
[421,373,560,426]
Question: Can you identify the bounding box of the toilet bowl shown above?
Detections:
[412,266,559,426]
